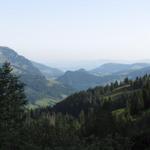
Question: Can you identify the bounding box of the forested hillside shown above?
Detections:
[0,47,74,106]
[57,63,150,92]
[1,63,150,150]
[54,75,150,117]
[58,69,122,91]
[2,46,150,108]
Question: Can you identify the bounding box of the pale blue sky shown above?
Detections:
[0,0,150,66]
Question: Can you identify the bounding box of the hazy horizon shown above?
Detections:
[1,0,150,68]
[35,58,150,71]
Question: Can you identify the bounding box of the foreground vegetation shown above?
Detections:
[0,63,150,150]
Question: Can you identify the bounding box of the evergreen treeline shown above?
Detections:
[0,63,150,150]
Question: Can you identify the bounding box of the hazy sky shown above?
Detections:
[0,0,150,65]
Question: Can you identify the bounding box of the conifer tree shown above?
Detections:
[0,62,27,150]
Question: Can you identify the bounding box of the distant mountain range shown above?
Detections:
[32,61,64,79]
[58,69,121,91]
[91,63,150,76]
[58,69,101,90]
[58,63,150,91]
[1,46,150,107]
[0,47,73,107]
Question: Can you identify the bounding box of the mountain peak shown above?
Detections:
[77,68,87,72]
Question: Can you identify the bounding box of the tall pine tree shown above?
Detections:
[0,62,27,150]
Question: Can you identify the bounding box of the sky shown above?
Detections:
[0,0,150,69]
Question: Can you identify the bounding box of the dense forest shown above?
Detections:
[0,63,150,150]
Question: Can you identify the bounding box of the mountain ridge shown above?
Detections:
[32,61,64,79]
[0,47,74,106]
[91,62,150,75]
